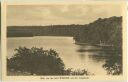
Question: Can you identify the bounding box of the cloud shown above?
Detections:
[7,4,122,26]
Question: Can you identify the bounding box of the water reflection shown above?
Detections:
[79,54,86,60]
[8,36,122,75]
[76,44,122,75]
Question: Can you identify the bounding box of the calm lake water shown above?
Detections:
[7,36,121,75]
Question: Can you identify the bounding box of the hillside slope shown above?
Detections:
[75,16,122,50]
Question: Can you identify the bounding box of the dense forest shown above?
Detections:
[7,25,85,37]
[7,16,122,75]
[7,16,122,50]
[75,16,122,50]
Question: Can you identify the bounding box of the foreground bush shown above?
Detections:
[7,47,91,75]
[103,54,122,75]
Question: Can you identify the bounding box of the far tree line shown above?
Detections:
[7,16,122,50]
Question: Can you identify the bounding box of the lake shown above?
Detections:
[7,36,121,75]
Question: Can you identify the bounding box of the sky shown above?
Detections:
[7,3,123,26]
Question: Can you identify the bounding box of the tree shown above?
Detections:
[7,47,65,75]
[102,52,122,75]
[7,47,92,76]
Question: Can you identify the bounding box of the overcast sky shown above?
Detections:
[7,4,123,26]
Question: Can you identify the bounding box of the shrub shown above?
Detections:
[7,47,91,76]
[7,47,65,75]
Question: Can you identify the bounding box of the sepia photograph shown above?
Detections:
[6,2,125,77]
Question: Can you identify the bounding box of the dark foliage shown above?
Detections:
[7,16,122,76]
[75,16,122,50]
[7,47,65,75]
[7,25,85,37]
[88,50,122,75]
[102,51,122,75]
[7,16,122,50]
[7,47,91,76]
